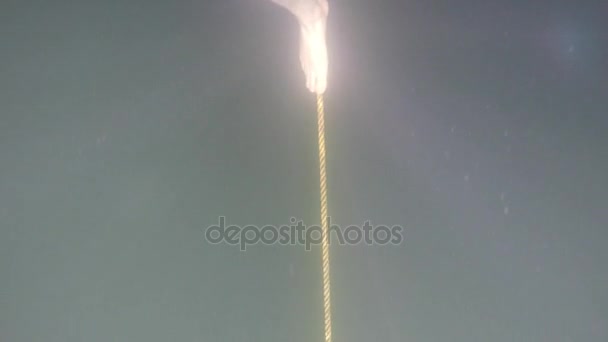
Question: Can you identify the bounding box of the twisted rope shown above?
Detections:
[316,93,332,342]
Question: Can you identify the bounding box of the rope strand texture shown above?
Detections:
[316,93,332,342]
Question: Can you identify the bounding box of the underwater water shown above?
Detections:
[1,1,606,341]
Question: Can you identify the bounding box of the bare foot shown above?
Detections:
[271,0,329,94]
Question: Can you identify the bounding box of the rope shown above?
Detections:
[316,93,332,342]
